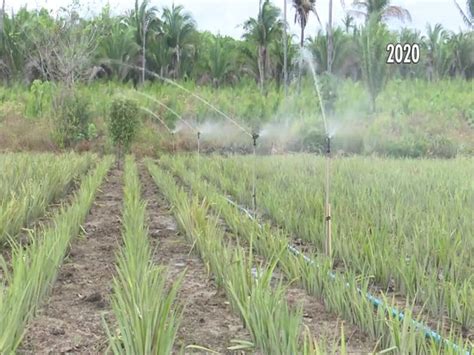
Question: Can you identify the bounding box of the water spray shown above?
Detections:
[138,106,176,150]
[109,61,253,138]
[134,91,201,161]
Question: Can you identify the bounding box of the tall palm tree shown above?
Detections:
[243,0,283,91]
[161,4,196,79]
[292,0,321,47]
[129,0,159,83]
[349,0,411,23]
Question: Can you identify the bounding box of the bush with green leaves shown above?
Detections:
[108,97,139,157]
[54,92,92,148]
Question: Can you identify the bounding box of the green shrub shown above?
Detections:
[108,97,140,158]
[53,92,91,148]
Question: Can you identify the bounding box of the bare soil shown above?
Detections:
[19,167,123,354]
[140,167,253,354]
[161,164,375,353]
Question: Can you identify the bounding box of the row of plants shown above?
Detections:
[105,155,183,354]
[0,155,113,352]
[160,154,470,354]
[182,154,473,332]
[146,159,335,354]
[0,153,96,243]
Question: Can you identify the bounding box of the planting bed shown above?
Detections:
[0,152,471,354]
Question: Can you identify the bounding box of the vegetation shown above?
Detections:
[0,153,94,242]
[106,155,183,354]
[0,155,113,352]
[178,154,473,332]
[108,97,140,159]
[157,153,472,353]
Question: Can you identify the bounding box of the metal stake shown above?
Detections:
[252,133,259,217]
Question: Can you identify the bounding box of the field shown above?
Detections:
[0,152,471,354]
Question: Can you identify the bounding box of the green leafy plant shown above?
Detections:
[108,97,140,161]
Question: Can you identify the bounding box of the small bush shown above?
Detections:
[108,97,140,158]
[54,92,92,148]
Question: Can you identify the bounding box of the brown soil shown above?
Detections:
[285,287,373,353]
[140,166,253,354]
[161,164,375,353]
[19,167,123,354]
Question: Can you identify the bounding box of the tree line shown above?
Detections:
[0,0,472,91]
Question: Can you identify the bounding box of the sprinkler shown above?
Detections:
[197,131,201,170]
[325,135,332,259]
[252,133,259,217]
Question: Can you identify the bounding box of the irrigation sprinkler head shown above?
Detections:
[252,133,260,147]
[325,135,331,156]
[197,131,201,140]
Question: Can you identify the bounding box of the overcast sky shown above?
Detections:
[9,0,470,38]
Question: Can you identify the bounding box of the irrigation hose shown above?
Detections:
[224,196,470,355]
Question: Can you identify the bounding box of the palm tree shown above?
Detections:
[243,0,283,91]
[424,23,450,80]
[453,0,473,28]
[161,4,196,79]
[207,36,233,87]
[98,19,139,81]
[292,0,321,47]
[357,15,392,111]
[449,31,474,77]
[129,0,159,83]
[349,0,411,23]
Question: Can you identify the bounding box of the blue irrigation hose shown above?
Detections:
[225,197,471,355]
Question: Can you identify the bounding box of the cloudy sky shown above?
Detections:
[10,0,470,38]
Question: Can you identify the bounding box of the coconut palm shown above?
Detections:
[357,15,392,111]
[243,0,283,91]
[292,0,321,47]
[348,0,411,23]
[129,0,159,82]
[206,36,234,87]
[453,0,473,27]
[161,4,196,79]
[98,19,139,81]
[424,23,450,80]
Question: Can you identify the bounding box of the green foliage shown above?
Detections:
[358,16,392,111]
[25,80,55,119]
[108,97,140,154]
[54,92,93,148]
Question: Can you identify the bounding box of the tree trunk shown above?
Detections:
[327,0,334,73]
[283,0,288,95]
[258,46,265,92]
[300,25,305,48]
[0,0,5,35]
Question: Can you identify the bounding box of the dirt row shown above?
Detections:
[18,165,252,354]
[162,164,375,354]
